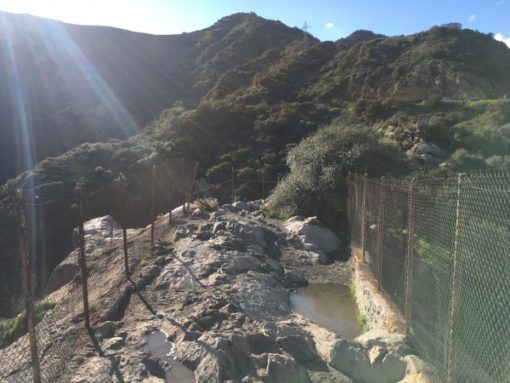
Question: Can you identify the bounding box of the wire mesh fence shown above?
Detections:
[347,170,510,383]
[0,158,280,382]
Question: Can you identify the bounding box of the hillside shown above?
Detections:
[1,12,510,318]
[0,12,308,183]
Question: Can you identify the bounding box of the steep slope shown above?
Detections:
[149,24,510,197]
[0,12,308,183]
[308,25,510,101]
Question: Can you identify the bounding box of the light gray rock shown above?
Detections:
[102,336,125,350]
[47,216,121,294]
[329,339,406,383]
[232,272,290,320]
[192,208,209,219]
[226,254,260,274]
[265,353,311,383]
[284,216,342,263]
[355,330,408,355]
[403,354,430,376]
[173,227,188,242]
[412,142,441,156]
[277,335,319,363]
[212,221,227,234]
[233,201,250,212]
[71,215,120,248]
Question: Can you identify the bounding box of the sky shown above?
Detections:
[0,0,509,46]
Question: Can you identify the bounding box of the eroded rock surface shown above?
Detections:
[5,201,433,383]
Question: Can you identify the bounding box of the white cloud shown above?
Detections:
[468,14,476,22]
[495,33,510,48]
[325,22,335,29]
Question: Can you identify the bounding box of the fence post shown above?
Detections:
[180,160,186,215]
[118,176,129,278]
[150,165,157,249]
[360,173,368,263]
[167,159,172,226]
[76,187,90,329]
[261,168,265,200]
[231,165,235,204]
[16,190,42,383]
[346,172,352,228]
[377,176,385,290]
[404,178,416,335]
[447,173,464,383]
[187,161,199,210]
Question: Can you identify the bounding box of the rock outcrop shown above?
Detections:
[3,201,433,383]
[284,216,343,263]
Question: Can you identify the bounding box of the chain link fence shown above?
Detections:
[347,171,510,383]
[0,158,280,382]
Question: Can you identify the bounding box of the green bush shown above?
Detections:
[206,161,232,183]
[267,123,408,227]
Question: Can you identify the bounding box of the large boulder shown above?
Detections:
[47,215,121,294]
[284,216,342,263]
[265,353,311,383]
[329,339,406,383]
[45,262,80,294]
[71,215,120,248]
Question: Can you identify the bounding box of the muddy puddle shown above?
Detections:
[145,330,195,383]
[290,283,362,339]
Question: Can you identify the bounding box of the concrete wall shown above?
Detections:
[351,248,406,334]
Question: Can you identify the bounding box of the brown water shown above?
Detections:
[145,330,195,383]
[290,283,362,339]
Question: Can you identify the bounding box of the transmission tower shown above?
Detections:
[302,21,312,48]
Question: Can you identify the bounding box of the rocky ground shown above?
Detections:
[2,200,433,383]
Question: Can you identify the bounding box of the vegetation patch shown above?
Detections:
[357,313,369,333]
[0,299,56,349]
[197,198,219,213]
[86,248,108,272]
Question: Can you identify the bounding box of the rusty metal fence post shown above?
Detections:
[377,176,385,290]
[261,168,265,200]
[15,190,42,383]
[346,172,352,230]
[188,161,199,210]
[231,165,235,204]
[447,173,464,383]
[118,176,129,278]
[404,178,416,335]
[76,187,90,329]
[167,159,172,226]
[150,165,157,248]
[360,173,368,263]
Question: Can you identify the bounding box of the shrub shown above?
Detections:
[206,162,232,183]
[267,123,408,227]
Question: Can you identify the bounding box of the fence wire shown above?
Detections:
[0,159,276,383]
[348,171,510,383]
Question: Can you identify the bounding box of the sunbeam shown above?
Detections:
[38,19,140,136]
